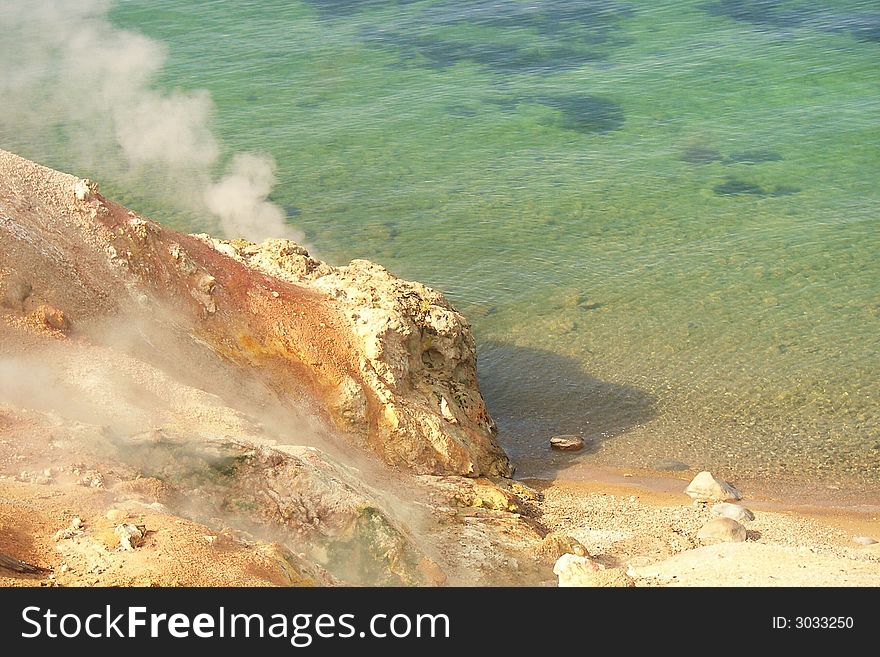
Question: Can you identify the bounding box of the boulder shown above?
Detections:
[697,517,747,544]
[711,502,755,523]
[201,237,512,478]
[553,553,602,586]
[685,471,741,502]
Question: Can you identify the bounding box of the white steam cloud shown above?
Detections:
[0,0,301,243]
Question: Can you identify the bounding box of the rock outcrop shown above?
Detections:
[0,149,544,587]
[0,148,509,478]
[202,237,510,477]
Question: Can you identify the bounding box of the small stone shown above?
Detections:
[74,178,98,201]
[553,553,602,586]
[77,470,104,489]
[53,528,76,542]
[853,536,878,546]
[114,524,145,551]
[710,502,755,523]
[540,532,589,559]
[70,517,83,530]
[550,435,585,451]
[697,517,747,544]
[685,471,741,502]
[36,304,70,332]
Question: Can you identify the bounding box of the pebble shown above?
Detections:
[685,471,742,502]
[550,435,585,451]
[710,502,755,523]
[853,536,878,546]
[115,524,145,551]
[696,517,747,544]
[70,517,83,530]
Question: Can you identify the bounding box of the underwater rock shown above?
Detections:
[725,150,782,164]
[713,178,765,196]
[681,144,723,164]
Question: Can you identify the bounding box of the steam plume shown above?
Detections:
[0,0,300,242]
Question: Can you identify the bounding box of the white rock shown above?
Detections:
[711,502,755,523]
[553,553,602,586]
[115,524,144,551]
[685,471,741,502]
[697,517,747,544]
[853,536,878,546]
[74,178,98,201]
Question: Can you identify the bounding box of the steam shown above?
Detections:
[0,0,300,243]
[206,154,290,243]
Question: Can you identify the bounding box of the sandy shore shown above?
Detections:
[533,466,880,586]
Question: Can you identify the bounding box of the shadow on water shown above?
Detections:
[477,341,656,477]
[303,0,633,74]
[704,0,880,43]
[536,95,625,133]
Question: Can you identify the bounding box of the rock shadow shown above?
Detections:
[477,341,656,477]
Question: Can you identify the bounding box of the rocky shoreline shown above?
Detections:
[1,148,878,587]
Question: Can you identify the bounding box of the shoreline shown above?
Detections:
[513,453,880,513]
[526,465,880,587]
[523,465,880,541]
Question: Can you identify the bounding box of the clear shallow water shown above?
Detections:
[8,1,880,496]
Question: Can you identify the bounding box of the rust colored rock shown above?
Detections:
[0,147,509,478]
[37,304,70,332]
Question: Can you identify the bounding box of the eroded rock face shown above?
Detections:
[0,148,529,586]
[0,148,509,478]
[200,237,511,477]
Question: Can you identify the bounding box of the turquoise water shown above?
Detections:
[5,1,880,497]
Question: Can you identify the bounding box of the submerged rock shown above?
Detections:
[711,502,755,523]
[697,517,747,544]
[685,471,742,503]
